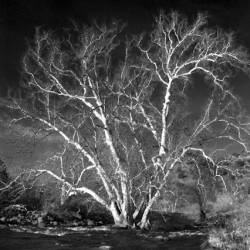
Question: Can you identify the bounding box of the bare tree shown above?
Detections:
[114,10,250,227]
[2,11,250,229]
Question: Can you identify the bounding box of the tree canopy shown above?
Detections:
[2,10,250,229]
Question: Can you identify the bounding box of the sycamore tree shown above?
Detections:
[2,10,250,229]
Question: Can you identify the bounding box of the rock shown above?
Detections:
[140,227,149,233]
[154,235,169,241]
[37,217,45,228]
[38,222,45,228]
[73,213,82,219]
[99,246,112,249]
[78,221,84,226]
[87,219,95,226]
[112,222,128,229]
[41,212,47,217]
[155,235,164,240]
[32,220,38,225]
[53,221,58,226]
[72,221,79,226]
[10,216,19,223]
[168,232,180,239]
[208,235,223,248]
[0,217,6,223]
[34,213,40,219]
[37,217,43,224]
[47,216,54,221]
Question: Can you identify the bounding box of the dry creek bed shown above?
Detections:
[0,205,210,250]
[0,224,207,250]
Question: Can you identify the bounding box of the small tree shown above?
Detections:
[0,159,11,207]
[0,159,9,186]
[3,11,250,229]
[0,159,25,207]
[216,152,250,197]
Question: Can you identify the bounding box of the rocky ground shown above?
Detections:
[0,204,106,228]
[0,204,211,250]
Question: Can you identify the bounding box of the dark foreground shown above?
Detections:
[0,225,206,250]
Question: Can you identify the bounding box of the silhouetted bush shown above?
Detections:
[16,185,43,210]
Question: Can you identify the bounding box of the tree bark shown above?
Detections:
[109,198,133,227]
[200,208,206,222]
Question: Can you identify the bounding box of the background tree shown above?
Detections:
[0,159,26,207]
[0,159,9,186]
[175,153,219,221]
[215,152,250,198]
[3,11,250,229]
[0,159,9,208]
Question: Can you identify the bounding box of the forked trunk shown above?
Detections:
[109,199,133,227]
[138,205,151,230]
[138,189,162,229]
[200,207,206,222]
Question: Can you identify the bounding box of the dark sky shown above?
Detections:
[1,0,250,170]
[1,0,250,97]
[1,0,250,112]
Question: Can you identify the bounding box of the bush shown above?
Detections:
[0,159,15,209]
[230,197,250,245]
[16,186,43,210]
[210,192,235,215]
[206,193,250,249]
[178,203,201,222]
[63,194,112,223]
[2,178,113,224]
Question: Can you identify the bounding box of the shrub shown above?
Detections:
[16,185,43,210]
[179,203,201,222]
[211,192,235,214]
[63,194,112,223]
[0,159,15,209]
[206,193,250,249]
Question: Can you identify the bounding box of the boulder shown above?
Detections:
[38,222,45,228]
[0,217,6,223]
[72,221,79,226]
[155,235,169,241]
[208,235,223,248]
[34,213,40,219]
[18,213,24,219]
[41,212,47,217]
[37,216,45,228]
[87,219,95,226]
[37,217,43,224]
[9,216,19,224]
[99,246,112,250]
[32,220,38,225]
[112,222,128,229]
[47,216,54,221]
[155,235,164,240]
